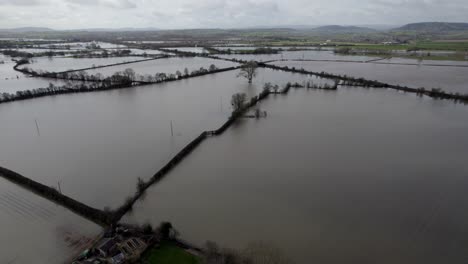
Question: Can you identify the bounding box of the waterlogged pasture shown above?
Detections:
[0,177,101,264]
[85,57,239,77]
[218,50,379,62]
[0,68,318,209]
[271,60,468,93]
[25,56,146,72]
[124,87,468,264]
[0,58,80,93]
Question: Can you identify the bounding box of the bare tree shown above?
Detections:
[231,93,247,112]
[238,61,258,83]
[123,68,136,81]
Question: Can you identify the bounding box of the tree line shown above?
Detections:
[20,63,221,84]
[1,60,238,105]
[262,64,468,104]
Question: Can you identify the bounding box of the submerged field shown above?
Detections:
[0,67,320,209]
[85,57,239,77]
[270,60,468,93]
[123,87,468,264]
[0,177,101,264]
[1,44,468,264]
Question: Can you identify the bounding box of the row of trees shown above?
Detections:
[0,49,102,58]
[266,64,468,103]
[0,81,132,104]
[20,64,221,85]
[2,65,233,105]
[207,47,281,55]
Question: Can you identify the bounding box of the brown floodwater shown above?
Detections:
[0,177,101,264]
[123,87,468,264]
[271,60,468,94]
[0,68,316,209]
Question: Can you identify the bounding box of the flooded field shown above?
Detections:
[162,47,209,54]
[25,56,146,72]
[0,68,314,209]
[0,59,81,93]
[380,57,468,66]
[127,48,168,55]
[85,57,239,77]
[1,48,76,54]
[218,50,379,62]
[123,87,468,264]
[0,177,101,264]
[271,60,468,93]
[38,42,126,50]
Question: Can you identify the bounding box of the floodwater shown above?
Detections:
[25,56,145,72]
[85,57,239,77]
[271,60,468,94]
[0,177,101,264]
[218,50,378,62]
[162,47,209,54]
[127,48,168,55]
[0,68,315,209]
[380,57,468,66]
[123,87,468,264]
[1,48,76,54]
[0,57,82,93]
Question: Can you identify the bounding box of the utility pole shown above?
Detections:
[170,120,174,137]
[57,181,62,194]
[35,119,41,136]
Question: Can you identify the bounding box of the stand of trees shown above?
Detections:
[263,64,468,104]
[237,61,258,83]
[1,60,238,106]
[205,47,281,55]
[17,60,224,85]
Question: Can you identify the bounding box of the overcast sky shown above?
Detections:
[0,0,467,29]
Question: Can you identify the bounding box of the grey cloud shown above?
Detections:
[66,0,136,9]
[0,0,42,5]
[0,0,467,29]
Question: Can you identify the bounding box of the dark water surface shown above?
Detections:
[124,87,468,264]
[0,177,101,264]
[271,60,468,94]
[0,69,313,209]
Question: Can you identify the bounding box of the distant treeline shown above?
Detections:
[204,46,281,55]
[18,59,224,84]
[207,56,468,104]
[262,63,468,104]
[0,60,239,105]
[1,49,70,58]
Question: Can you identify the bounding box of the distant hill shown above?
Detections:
[72,27,160,32]
[0,27,54,32]
[309,25,377,34]
[394,22,468,32]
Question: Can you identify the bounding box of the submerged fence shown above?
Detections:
[0,166,112,226]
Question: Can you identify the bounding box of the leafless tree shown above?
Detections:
[231,93,247,112]
[238,61,258,83]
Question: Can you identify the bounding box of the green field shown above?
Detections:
[142,242,202,264]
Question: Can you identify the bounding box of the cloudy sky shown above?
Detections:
[0,0,467,29]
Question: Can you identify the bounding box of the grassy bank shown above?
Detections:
[142,241,202,264]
